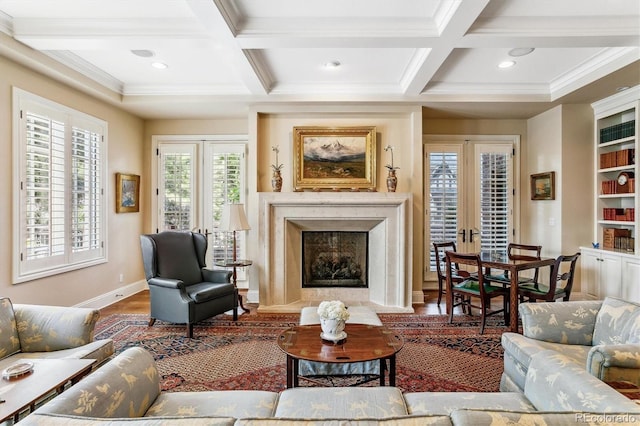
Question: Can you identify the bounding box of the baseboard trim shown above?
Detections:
[412,290,425,305]
[74,280,148,309]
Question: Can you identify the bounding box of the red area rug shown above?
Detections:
[95,312,505,393]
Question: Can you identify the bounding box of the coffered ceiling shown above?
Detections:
[0,0,638,119]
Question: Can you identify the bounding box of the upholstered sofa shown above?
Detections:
[21,345,640,425]
[0,297,114,367]
[501,297,640,393]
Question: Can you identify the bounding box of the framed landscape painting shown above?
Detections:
[530,171,555,200]
[116,173,140,213]
[293,126,377,191]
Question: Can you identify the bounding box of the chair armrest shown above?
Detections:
[202,269,232,283]
[587,344,640,377]
[13,304,99,352]
[520,300,602,345]
[147,277,184,289]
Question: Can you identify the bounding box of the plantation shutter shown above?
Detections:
[16,89,107,282]
[207,145,246,268]
[476,147,512,255]
[158,144,197,231]
[427,147,462,272]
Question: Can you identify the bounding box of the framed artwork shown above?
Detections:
[116,173,140,213]
[530,171,555,200]
[293,126,377,191]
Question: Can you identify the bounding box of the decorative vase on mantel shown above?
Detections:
[386,169,398,192]
[271,170,283,192]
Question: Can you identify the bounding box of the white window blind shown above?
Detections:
[428,151,459,271]
[478,152,510,254]
[209,146,245,266]
[158,144,196,231]
[14,89,107,282]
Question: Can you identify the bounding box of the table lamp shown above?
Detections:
[220,203,251,264]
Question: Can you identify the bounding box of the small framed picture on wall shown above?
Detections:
[530,171,555,200]
[115,173,140,213]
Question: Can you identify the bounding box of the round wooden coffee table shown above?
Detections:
[277,324,403,388]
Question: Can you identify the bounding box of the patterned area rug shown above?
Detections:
[94,312,505,393]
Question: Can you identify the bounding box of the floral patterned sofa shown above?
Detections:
[20,344,640,425]
[0,297,114,367]
[501,297,640,393]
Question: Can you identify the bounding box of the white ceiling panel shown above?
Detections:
[0,0,637,119]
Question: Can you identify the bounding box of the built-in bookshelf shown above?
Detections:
[581,86,640,302]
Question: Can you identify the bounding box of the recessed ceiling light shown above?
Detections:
[498,60,516,69]
[323,61,341,69]
[508,48,535,57]
[131,49,155,58]
[151,62,168,70]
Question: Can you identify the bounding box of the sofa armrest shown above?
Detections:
[587,344,640,377]
[33,347,161,418]
[519,300,602,345]
[524,349,640,413]
[13,304,99,352]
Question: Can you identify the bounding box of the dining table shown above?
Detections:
[446,251,556,333]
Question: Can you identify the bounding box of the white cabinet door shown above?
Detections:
[600,252,622,298]
[622,257,640,303]
[581,249,601,299]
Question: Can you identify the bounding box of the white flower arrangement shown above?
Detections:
[317,300,350,321]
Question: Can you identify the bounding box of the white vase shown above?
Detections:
[320,317,346,341]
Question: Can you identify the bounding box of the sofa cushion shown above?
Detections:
[14,303,100,352]
[145,390,278,418]
[524,350,640,413]
[34,347,161,418]
[0,298,20,359]
[450,409,640,426]
[274,387,408,419]
[403,391,535,415]
[519,300,601,345]
[20,413,237,425]
[237,417,452,426]
[593,297,640,345]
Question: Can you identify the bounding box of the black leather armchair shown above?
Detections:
[140,231,237,338]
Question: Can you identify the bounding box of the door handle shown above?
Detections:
[469,228,480,243]
[458,229,466,243]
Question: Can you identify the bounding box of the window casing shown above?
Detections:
[13,88,107,283]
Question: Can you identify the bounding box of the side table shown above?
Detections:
[215,259,252,314]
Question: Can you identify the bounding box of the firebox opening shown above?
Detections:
[302,231,368,288]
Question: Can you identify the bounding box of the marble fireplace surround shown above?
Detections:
[257,192,413,313]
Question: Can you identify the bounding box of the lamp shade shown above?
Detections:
[220,203,251,231]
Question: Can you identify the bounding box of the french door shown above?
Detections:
[151,135,247,274]
[424,135,520,281]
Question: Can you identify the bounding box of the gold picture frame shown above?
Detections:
[293,126,377,191]
[530,171,555,200]
[116,173,140,213]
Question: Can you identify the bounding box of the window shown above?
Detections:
[13,88,107,282]
[153,137,247,272]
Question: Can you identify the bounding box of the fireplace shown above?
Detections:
[302,231,368,288]
[257,192,413,313]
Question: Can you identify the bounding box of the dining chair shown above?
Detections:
[518,252,580,303]
[445,251,509,334]
[485,243,542,286]
[432,241,471,311]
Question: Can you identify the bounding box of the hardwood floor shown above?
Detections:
[99,289,453,316]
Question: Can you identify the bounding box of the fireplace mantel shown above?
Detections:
[257,192,413,313]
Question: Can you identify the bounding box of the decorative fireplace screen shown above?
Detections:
[302,231,368,288]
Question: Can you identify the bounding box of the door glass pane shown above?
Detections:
[428,151,459,272]
[478,151,510,255]
[159,145,195,231]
